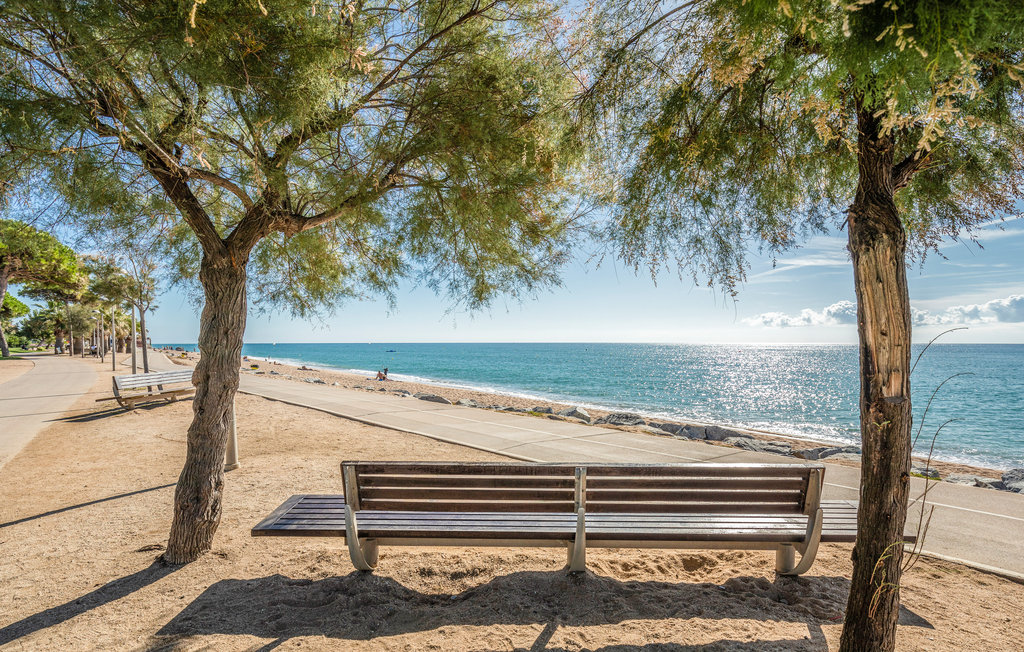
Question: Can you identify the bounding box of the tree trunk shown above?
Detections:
[163,250,247,564]
[139,307,150,373]
[839,109,914,652]
[0,275,9,358]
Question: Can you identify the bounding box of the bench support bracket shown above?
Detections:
[345,504,378,571]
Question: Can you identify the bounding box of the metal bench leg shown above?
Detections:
[344,504,378,571]
[777,507,823,576]
[566,507,586,573]
[776,544,796,574]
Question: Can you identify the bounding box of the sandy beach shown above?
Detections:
[165,350,1008,481]
[1,356,1022,650]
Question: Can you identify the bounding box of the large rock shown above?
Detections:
[392,389,412,396]
[455,398,479,407]
[557,406,591,423]
[595,412,646,427]
[911,463,940,479]
[724,437,793,456]
[797,445,862,461]
[678,425,708,440]
[302,377,326,384]
[704,425,753,441]
[649,422,685,436]
[945,474,1004,489]
[530,406,554,414]
[414,392,452,405]
[1001,468,1024,493]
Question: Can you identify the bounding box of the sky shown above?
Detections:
[140,215,1024,345]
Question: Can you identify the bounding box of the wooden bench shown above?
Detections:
[97,370,196,409]
[254,462,910,575]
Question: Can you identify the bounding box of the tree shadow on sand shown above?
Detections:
[150,569,932,650]
[0,561,177,646]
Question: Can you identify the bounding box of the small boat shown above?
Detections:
[386,349,397,352]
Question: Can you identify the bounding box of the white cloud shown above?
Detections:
[748,294,1024,329]
[914,294,1024,325]
[745,301,858,328]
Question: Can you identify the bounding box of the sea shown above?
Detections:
[156,342,1024,471]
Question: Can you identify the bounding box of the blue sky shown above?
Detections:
[143,215,1024,345]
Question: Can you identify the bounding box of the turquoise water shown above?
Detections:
[158,342,1024,470]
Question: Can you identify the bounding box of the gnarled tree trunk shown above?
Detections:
[840,109,914,652]
[163,250,248,564]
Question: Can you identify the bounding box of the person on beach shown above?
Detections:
[376,370,386,380]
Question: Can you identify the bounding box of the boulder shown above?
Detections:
[945,474,1004,489]
[704,425,752,441]
[911,463,940,479]
[677,425,708,440]
[392,389,412,396]
[531,406,554,414]
[546,414,565,421]
[595,412,646,427]
[724,437,793,456]
[455,398,479,407]
[302,377,326,384]
[650,422,685,436]
[823,453,862,462]
[1001,468,1024,493]
[637,425,671,436]
[331,382,340,386]
[414,392,452,405]
[797,445,862,461]
[557,407,591,423]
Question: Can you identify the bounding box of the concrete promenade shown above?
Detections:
[0,352,96,471]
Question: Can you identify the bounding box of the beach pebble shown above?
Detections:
[456,398,479,407]
[557,406,591,423]
[414,392,452,405]
[531,406,554,414]
[1001,469,1024,493]
[595,412,646,427]
[911,464,940,479]
[797,445,862,461]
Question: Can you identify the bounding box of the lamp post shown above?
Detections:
[110,306,116,371]
[130,305,137,374]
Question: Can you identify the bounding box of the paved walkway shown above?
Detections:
[0,353,97,471]
[151,351,1024,579]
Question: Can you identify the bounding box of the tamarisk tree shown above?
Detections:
[1,1,577,563]
[0,219,81,357]
[578,2,1024,650]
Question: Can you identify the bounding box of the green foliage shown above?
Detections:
[0,219,83,296]
[0,293,28,323]
[578,0,1024,290]
[1,0,581,313]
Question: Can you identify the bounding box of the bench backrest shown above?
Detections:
[583,464,820,515]
[114,370,195,391]
[342,461,823,515]
[343,462,580,512]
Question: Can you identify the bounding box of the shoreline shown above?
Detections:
[161,347,1012,481]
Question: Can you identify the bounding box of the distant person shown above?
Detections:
[383,367,389,380]
[376,370,386,381]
